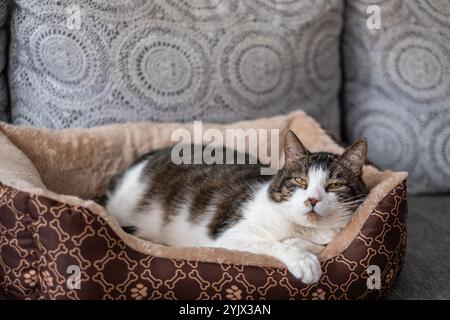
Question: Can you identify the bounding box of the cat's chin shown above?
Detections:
[289,210,322,227]
[297,210,337,227]
[306,211,321,224]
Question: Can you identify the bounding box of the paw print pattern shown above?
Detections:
[131,283,148,300]
[42,271,54,287]
[385,269,395,284]
[24,270,38,287]
[225,285,242,300]
[0,181,407,300]
[312,288,326,300]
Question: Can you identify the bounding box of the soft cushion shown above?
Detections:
[343,0,450,193]
[9,0,343,134]
[0,0,8,122]
[0,112,408,299]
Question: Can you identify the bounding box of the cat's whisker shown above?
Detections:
[342,193,367,199]
[339,196,367,203]
[340,198,365,203]
[336,202,364,209]
[339,198,366,205]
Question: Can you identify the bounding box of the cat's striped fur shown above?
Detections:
[107,130,367,283]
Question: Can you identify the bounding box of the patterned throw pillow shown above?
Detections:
[8,0,343,134]
[343,1,450,193]
[0,0,8,122]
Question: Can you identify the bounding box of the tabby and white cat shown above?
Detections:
[106,130,367,284]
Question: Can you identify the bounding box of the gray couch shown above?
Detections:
[388,196,450,299]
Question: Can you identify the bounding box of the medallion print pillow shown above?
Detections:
[343,0,450,193]
[8,0,343,134]
[0,0,8,122]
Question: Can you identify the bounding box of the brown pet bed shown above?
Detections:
[0,111,408,300]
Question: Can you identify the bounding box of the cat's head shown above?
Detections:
[268,130,368,228]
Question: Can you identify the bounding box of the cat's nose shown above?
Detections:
[308,198,320,207]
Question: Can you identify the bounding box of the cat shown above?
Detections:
[106,130,367,284]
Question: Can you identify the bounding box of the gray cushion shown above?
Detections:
[9,0,343,134]
[387,195,450,300]
[0,0,8,122]
[343,1,450,194]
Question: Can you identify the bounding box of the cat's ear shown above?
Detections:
[284,129,309,162]
[339,139,367,176]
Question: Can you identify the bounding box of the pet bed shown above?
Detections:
[0,111,408,300]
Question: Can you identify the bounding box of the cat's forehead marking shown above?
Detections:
[308,166,329,186]
[308,152,338,170]
[288,152,337,176]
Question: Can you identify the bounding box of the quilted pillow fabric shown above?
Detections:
[343,1,450,193]
[0,0,8,122]
[9,0,343,134]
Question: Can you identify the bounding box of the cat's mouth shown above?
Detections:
[306,210,321,222]
[307,209,323,215]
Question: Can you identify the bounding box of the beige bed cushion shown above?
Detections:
[0,111,407,266]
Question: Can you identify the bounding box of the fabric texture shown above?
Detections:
[0,0,8,122]
[0,111,408,264]
[0,182,407,300]
[343,1,450,194]
[388,195,450,300]
[3,195,443,300]
[0,112,407,299]
[9,0,343,134]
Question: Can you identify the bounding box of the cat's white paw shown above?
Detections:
[282,248,322,284]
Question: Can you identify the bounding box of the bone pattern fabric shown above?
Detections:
[0,0,8,122]
[8,0,343,134]
[0,112,408,299]
[343,1,450,193]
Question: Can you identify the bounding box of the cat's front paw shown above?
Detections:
[283,238,326,255]
[283,248,322,284]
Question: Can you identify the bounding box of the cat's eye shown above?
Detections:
[327,182,344,190]
[294,178,308,188]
